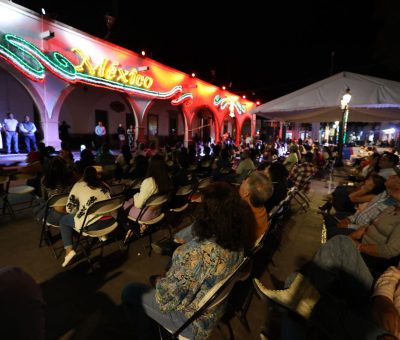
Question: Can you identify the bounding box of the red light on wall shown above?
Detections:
[191,72,196,78]
[141,50,146,56]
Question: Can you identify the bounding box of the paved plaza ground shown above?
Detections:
[0,160,340,339]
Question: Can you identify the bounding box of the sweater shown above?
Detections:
[66,180,111,229]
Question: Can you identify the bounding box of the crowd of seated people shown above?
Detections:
[3,134,400,338]
[122,181,255,339]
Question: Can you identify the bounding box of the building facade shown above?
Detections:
[0,2,256,150]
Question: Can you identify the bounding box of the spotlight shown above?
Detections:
[191,72,196,78]
[40,30,55,40]
[141,50,146,56]
[242,95,246,99]
[222,86,226,90]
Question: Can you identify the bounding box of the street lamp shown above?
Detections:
[333,120,339,145]
[335,88,352,166]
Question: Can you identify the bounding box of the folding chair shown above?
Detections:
[109,183,126,197]
[231,219,274,333]
[2,173,37,218]
[124,178,143,197]
[74,195,126,270]
[189,177,213,203]
[38,192,69,258]
[161,256,252,340]
[127,193,170,256]
[197,159,212,178]
[169,184,195,214]
[0,175,13,216]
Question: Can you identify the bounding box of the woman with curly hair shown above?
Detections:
[122,182,254,339]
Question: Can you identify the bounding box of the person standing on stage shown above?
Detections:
[117,123,126,148]
[3,113,19,154]
[19,115,37,153]
[59,120,71,142]
[94,121,106,148]
[127,124,135,150]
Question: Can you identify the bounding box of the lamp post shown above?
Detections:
[335,88,352,167]
[333,120,339,144]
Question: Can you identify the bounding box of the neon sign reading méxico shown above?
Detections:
[0,33,192,104]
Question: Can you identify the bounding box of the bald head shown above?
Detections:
[240,171,273,207]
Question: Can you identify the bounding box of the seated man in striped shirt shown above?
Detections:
[324,177,397,239]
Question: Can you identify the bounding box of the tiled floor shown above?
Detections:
[0,172,337,339]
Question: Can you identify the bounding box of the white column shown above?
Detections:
[311,122,320,142]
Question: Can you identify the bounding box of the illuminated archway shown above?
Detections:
[58,84,138,149]
[142,99,186,147]
[240,117,252,143]
[0,65,46,144]
[221,112,238,144]
[191,106,219,144]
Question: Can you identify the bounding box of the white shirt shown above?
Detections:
[3,118,18,132]
[95,125,106,136]
[378,168,397,180]
[133,177,158,208]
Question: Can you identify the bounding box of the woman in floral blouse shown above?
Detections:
[59,166,115,267]
[122,181,254,339]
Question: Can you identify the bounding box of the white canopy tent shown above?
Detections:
[251,72,400,122]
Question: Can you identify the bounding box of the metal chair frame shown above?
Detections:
[38,192,69,259]
[75,195,126,270]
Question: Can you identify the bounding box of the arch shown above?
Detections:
[190,105,220,144]
[239,116,252,144]
[56,84,139,149]
[141,99,187,147]
[0,64,48,120]
[220,112,238,144]
[0,63,51,144]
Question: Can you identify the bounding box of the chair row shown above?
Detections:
[38,177,215,268]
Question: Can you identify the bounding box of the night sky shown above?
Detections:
[13,0,400,103]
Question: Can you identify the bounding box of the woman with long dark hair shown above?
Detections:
[124,154,172,221]
[122,182,253,339]
[58,166,115,267]
[115,144,133,179]
[34,156,74,224]
[264,162,289,211]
